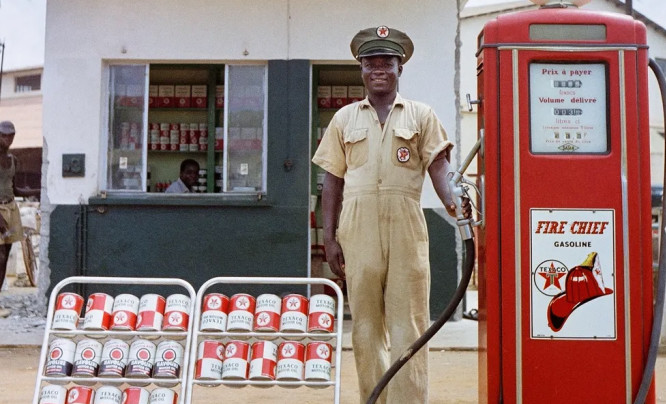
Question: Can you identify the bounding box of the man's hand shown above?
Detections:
[0,215,8,236]
[324,239,346,280]
[448,196,473,220]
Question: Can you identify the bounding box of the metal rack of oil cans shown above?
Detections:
[33,276,197,404]
[185,277,344,404]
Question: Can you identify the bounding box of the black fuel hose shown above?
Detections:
[366,237,476,404]
[634,58,666,404]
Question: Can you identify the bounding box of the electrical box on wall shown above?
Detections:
[62,153,85,177]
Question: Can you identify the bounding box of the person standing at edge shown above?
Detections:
[0,121,40,317]
[312,26,471,403]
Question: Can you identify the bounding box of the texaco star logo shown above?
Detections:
[287,297,301,310]
[235,296,249,309]
[256,312,271,326]
[114,312,127,324]
[377,26,390,38]
[397,147,410,163]
[281,343,295,358]
[68,390,79,401]
[216,345,225,360]
[225,344,237,358]
[168,312,182,325]
[62,295,76,309]
[86,298,94,313]
[317,345,330,360]
[207,296,221,310]
[318,313,332,328]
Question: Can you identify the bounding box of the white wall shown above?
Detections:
[44,0,460,206]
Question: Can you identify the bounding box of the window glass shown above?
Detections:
[15,74,41,93]
[106,65,147,191]
[103,63,268,196]
[225,65,267,192]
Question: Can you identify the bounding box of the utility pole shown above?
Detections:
[0,41,4,105]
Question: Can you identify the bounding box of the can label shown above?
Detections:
[249,340,278,381]
[52,293,84,330]
[226,294,255,332]
[253,294,281,332]
[152,340,184,378]
[38,384,67,404]
[276,341,305,381]
[280,294,309,333]
[110,294,139,331]
[195,340,224,380]
[147,388,177,404]
[66,386,95,404]
[125,339,156,378]
[71,339,103,377]
[136,294,165,332]
[305,342,332,381]
[222,340,250,380]
[199,293,229,331]
[93,386,122,404]
[98,339,129,377]
[45,338,76,377]
[161,294,190,331]
[121,387,149,404]
[83,293,114,331]
[307,294,336,333]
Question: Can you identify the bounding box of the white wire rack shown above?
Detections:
[32,276,197,404]
[185,277,344,404]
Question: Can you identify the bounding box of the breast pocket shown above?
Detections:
[344,129,369,170]
[391,128,421,170]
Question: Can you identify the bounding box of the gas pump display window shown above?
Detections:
[529,63,608,154]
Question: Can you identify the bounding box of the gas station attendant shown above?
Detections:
[313,26,469,403]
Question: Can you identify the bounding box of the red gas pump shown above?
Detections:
[476,1,654,402]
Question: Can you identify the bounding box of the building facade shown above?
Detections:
[41,1,466,315]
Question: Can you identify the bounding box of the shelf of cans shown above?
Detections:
[33,276,197,404]
[185,277,344,404]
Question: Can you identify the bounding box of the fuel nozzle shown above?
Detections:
[447,137,483,241]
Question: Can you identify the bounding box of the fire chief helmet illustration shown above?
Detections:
[547,252,613,332]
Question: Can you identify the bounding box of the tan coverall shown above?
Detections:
[312,94,452,403]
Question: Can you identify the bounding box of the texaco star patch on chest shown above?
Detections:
[397,147,410,163]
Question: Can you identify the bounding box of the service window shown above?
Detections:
[104,63,267,195]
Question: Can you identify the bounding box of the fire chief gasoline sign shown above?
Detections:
[530,209,616,340]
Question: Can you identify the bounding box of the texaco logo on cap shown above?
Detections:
[225,344,237,358]
[68,389,79,401]
[397,147,410,163]
[377,25,390,38]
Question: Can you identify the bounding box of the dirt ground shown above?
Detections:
[9,346,666,403]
